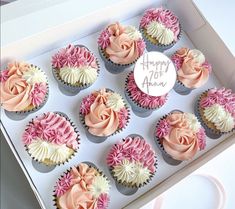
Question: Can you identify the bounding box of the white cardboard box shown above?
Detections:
[1,0,235,209]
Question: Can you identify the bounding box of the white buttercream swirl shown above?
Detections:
[132,163,151,186]
[188,49,205,65]
[124,25,142,41]
[59,67,80,85]
[106,92,125,111]
[214,111,234,132]
[22,66,47,84]
[185,113,201,133]
[146,21,174,45]
[89,175,110,198]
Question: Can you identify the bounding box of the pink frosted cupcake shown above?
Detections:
[22,112,80,166]
[195,87,235,139]
[80,88,130,143]
[98,22,145,74]
[52,44,99,95]
[172,47,212,95]
[53,163,110,209]
[139,7,181,52]
[0,61,49,120]
[107,134,157,194]
[125,71,168,117]
[155,110,206,165]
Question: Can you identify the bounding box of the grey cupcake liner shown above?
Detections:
[194,91,234,139]
[154,114,182,166]
[140,24,182,52]
[52,45,100,96]
[80,89,131,143]
[53,162,109,208]
[108,134,157,190]
[25,111,80,169]
[173,79,193,95]
[4,68,49,121]
[98,47,137,74]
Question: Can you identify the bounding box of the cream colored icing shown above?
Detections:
[214,112,234,132]
[112,159,135,184]
[124,25,142,41]
[59,67,80,85]
[185,113,201,133]
[203,104,227,124]
[132,163,151,186]
[188,49,205,65]
[106,92,125,111]
[89,175,110,198]
[28,138,73,164]
[146,21,174,45]
[22,66,47,84]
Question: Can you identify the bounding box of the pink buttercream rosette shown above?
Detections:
[22,112,80,166]
[155,111,206,162]
[125,71,168,110]
[53,163,110,209]
[0,61,49,113]
[98,22,146,66]
[106,135,157,188]
[80,88,130,138]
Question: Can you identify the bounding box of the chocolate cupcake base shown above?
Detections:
[173,80,193,95]
[98,47,134,74]
[124,90,153,118]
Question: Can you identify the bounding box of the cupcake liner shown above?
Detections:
[25,112,80,169]
[193,91,234,139]
[80,89,131,142]
[140,24,182,52]
[53,162,108,209]
[52,45,100,96]
[4,81,49,121]
[98,47,137,74]
[109,134,157,190]
[173,79,193,95]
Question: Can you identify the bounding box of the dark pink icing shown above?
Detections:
[51,44,98,69]
[30,83,47,107]
[98,29,111,50]
[118,107,129,129]
[196,128,206,150]
[0,70,9,82]
[55,172,73,197]
[22,112,79,149]
[97,193,110,209]
[107,136,156,173]
[126,72,168,109]
[155,118,170,138]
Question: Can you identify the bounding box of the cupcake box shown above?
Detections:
[1,1,235,209]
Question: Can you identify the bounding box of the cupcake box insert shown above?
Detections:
[1,1,235,209]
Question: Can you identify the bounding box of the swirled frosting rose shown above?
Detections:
[98,22,145,65]
[171,47,212,88]
[0,61,48,111]
[155,111,206,161]
[80,88,130,137]
[55,163,110,209]
[107,135,156,187]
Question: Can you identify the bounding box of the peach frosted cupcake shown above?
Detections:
[98,22,145,74]
[0,61,49,120]
[155,111,206,165]
[80,88,130,143]
[172,47,212,95]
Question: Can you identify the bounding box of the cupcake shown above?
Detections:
[125,71,168,117]
[80,88,130,142]
[98,22,146,74]
[0,61,49,120]
[172,47,212,95]
[22,112,80,166]
[155,111,206,165]
[139,7,181,52]
[195,87,235,139]
[52,44,99,95]
[107,135,157,191]
[54,163,110,209]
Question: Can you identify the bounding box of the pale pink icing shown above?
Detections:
[172,47,212,88]
[140,7,180,41]
[98,29,111,50]
[107,136,156,173]
[52,44,98,69]
[55,173,73,197]
[97,193,109,209]
[22,112,79,149]
[126,72,168,108]
[0,70,9,82]
[117,107,129,129]
[155,118,170,138]
[162,112,201,161]
[30,83,47,107]
[7,61,30,76]
[200,87,235,117]
[80,94,96,115]
[197,128,206,151]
